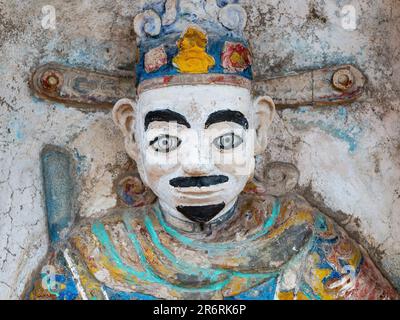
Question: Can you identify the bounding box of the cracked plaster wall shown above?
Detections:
[0,0,399,299]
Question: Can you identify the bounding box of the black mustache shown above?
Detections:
[169,175,229,188]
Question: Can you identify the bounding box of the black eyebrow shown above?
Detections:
[205,110,249,129]
[144,109,191,131]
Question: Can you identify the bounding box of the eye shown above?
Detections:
[213,133,243,150]
[150,135,181,153]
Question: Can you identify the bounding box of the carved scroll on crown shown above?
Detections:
[218,4,247,31]
[134,9,161,37]
[162,0,177,26]
[204,0,219,20]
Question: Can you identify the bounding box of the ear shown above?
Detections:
[113,98,136,136]
[112,98,138,160]
[254,96,275,155]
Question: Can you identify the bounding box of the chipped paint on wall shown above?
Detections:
[1,0,400,298]
[292,106,363,153]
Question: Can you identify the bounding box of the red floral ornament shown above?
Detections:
[221,41,252,73]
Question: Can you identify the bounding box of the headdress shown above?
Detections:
[134,0,253,94]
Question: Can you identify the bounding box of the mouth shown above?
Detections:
[175,184,227,195]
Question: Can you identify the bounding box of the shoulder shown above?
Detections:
[265,192,321,237]
[62,206,154,296]
[68,206,150,257]
[274,193,351,242]
[275,193,362,260]
[70,206,148,239]
[243,180,320,229]
[241,183,346,240]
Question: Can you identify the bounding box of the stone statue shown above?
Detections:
[28,0,398,300]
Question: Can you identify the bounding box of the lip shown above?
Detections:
[175,194,223,205]
[173,187,228,202]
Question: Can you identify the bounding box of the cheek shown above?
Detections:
[214,135,255,177]
[140,147,180,181]
[215,153,254,177]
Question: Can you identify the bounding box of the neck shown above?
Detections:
[157,198,239,233]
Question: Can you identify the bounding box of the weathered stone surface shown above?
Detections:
[1,0,400,298]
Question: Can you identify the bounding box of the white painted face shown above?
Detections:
[113,85,274,223]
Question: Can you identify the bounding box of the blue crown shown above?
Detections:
[134,0,253,93]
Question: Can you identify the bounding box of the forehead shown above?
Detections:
[137,85,252,124]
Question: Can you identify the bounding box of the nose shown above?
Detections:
[180,138,213,176]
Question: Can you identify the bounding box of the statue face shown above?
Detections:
[113,85,274,223]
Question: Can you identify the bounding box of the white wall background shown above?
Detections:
[0,0,399,298]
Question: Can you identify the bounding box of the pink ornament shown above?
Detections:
[145,45,168,73]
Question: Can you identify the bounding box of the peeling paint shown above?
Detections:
[1,0,400,298]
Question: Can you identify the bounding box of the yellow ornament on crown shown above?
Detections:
[172,27,215,74]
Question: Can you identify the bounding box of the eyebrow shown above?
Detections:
[144,109,191,131]
[205,110,249,129]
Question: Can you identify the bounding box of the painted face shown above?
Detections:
[113,85,274,223]
[137,85,254,222]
